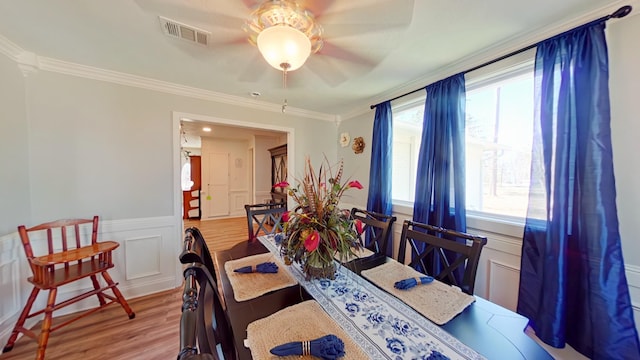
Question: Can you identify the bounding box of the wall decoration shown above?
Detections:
[339,132,350,147]
[352,137,365,154]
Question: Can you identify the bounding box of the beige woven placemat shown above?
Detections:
[361,261,475,325]
[246,300,369,360]
[224,253,298,302]
[334,247,375,262]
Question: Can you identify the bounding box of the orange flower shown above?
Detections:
[304,230,320,252]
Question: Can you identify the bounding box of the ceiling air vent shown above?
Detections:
[159,16,210,46]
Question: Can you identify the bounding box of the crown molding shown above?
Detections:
[0,32,337,121]
[359,0,639,120]
[36,57,336,122]
[0,35,39,77]
[340,106,374,121]
[0,33,23,61]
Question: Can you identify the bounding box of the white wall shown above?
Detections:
[0,53,30,235]
[609,12,640,309]
[338,114,373,207]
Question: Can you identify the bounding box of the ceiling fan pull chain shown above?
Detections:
[280,62,290,89]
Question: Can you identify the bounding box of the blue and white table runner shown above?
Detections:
[258,235,486,360]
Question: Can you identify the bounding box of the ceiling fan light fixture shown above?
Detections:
[257,25,311,71]
[245,0,323,72]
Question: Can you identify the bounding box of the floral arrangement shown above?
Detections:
[275,156,364,279]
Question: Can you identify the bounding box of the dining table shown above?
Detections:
[213,235,553,360]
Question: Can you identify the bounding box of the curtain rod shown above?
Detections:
[370,5,632,109]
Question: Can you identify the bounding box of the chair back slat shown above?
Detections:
[20,216,101,275]
[72,224,80,249]
[244,202,287,241]
[350,208,397,257]
[26,217,97,257]
[398,220,487,295]
[47,228,54,254]
[61,227,69,252]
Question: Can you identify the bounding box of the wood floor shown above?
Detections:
[0,217,247,360]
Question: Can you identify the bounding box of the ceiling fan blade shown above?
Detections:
[237,53,273,83]
[241,0,336,15]
[318,0,415,37]
[302,56,349,88]
[317,41,377,67]
[299,0,337,17]
[240,0,261,10]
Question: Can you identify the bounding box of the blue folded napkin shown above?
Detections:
[234,262,279,273]
[270,334,345,359]
[394,276,434,290]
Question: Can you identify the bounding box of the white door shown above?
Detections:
[202,152,230,217]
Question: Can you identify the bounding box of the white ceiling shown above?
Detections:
[0,0,630,119]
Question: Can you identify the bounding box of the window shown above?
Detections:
[392,61,535,220]
[392,102,423,203]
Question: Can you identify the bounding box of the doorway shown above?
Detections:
[173,112,295,232]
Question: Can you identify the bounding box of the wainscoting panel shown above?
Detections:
[124,235,162,280]
[229,190,249,217]
[487,259,520,311]
[625,264,640,332]
[0,259,19,324]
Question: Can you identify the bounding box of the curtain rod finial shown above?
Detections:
[612,5,632,19]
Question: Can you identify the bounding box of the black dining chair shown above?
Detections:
[178,263,236,360]
[397,219,488,295]
[180,227,215,275]
[244,202,287,241]
[350,207,397,257]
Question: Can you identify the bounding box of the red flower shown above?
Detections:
[347,180,363,189]
[304,230,320,252]
[355,219,364,235]
[281,211,290,223]
[274,181,289,189]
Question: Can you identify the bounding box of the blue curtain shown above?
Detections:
[412,74,466,279]
[517,22,640,359]
[367,101,393,256]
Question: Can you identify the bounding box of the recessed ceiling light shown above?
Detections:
[202,127,212,132]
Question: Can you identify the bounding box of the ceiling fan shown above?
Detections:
[134,0,415,88]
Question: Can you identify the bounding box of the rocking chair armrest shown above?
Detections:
[31,240,120,266]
